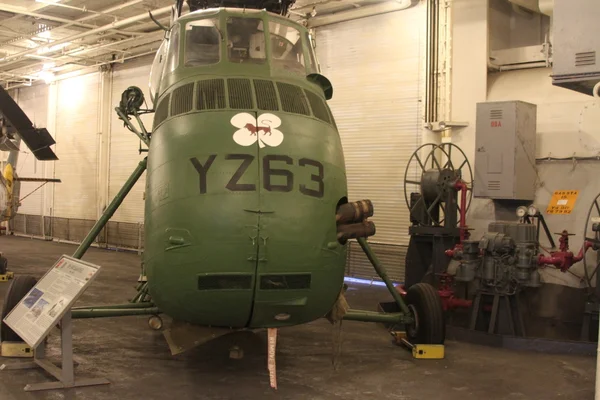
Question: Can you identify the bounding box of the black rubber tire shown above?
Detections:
[1,275,37,342]
[0,256,7,275]
[405,282,445,344]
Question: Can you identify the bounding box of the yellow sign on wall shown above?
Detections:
[546,190,579,214]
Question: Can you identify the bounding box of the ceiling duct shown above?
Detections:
[506,0,553,16]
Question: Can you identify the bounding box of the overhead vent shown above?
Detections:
[197,79,226,110]
[277,82,310,116]
[171,83,194,116]
[198,274,252,290]
[575,51,596,67]
[154,93,170,127]
[490,109,503,120]
[253,80,279,111]
[304,90,331,124]
[259,274,311,290]
[488,181,501,191]
[228,78,254,109]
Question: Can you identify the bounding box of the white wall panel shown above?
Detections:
[316,6,426,246]
[14,85,49,216]
[53,73,100,219]
[108,58,152,223]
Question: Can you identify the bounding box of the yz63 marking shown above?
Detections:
[190,154,324,198]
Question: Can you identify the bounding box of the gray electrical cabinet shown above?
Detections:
[473,101,537,200]
[552,0,600,96]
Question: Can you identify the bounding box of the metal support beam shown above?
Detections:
[72,158,147,259]
[356,237,410,315]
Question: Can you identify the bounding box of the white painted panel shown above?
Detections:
[14,85,49,216]
[53,73,100,219]
[108,58,152,223]
[316,6,426,246]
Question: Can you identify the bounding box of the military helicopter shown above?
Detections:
[0,85,59,274]
[1,0,444,383]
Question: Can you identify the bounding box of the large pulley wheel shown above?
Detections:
[405,283,445,344]
[1,275,37,342]
[583,192,600,292]
[403,143,473,227]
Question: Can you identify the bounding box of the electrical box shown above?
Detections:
[552,0,600,96]
[473,101,537,200]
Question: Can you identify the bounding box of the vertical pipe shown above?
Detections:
[356,237,410,314]
[72,158,147,259]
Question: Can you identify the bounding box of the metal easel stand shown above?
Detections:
[1,311,110,391]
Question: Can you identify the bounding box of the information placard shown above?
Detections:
[3,255,100,349]
[546,190,579,215]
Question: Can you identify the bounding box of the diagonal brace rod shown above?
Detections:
[72,158,147,259]
[356,237,410,315]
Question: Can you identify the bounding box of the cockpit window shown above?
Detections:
[227,17,266,63]
[185,19,221,67]
[305,32,318,73]
[268,22,305,74]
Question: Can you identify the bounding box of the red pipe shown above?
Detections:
[538,240,593,272]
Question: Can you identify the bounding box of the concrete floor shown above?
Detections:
[0,235,595,400]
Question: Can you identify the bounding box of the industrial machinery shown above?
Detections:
[403,142,472,288]
[1,0,444,385]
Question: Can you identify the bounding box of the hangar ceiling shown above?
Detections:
[0,0,412,88]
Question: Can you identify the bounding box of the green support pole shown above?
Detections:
[72,302,154,311]
[356,237,410,315]
[342,310,407,324]
[71,307,160,319]
[72,158,147,260]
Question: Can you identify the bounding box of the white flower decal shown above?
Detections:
[231,113,283,148]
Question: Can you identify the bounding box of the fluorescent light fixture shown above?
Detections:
[393,0,415,9]
[42,62,55,70]
[37,42,71,55]
[36,0,61,3]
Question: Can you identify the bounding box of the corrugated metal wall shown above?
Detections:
[316,7,426,281]
[109,59,151,224]
[53,73,100,220]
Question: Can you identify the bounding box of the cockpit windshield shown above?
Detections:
[269,22,305,74]
[184,19,221,67]
[227,17,266,63]
[180,15,317,75]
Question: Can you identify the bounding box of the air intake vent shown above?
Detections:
[171,83,194,116]
[260,274,311,290]
[228,78,253,109]
[197,79,225,110]
[488,181,501,191]
[490,109,503,119]
[575,51,596,67]
[154,94,170,127]
[304,90,331,124]
[198,274,252,290]
[277,82,310,115]
[253,80,279,111]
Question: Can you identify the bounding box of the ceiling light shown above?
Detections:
[36,0,61,3]
[36,70,55,84]
[393,0,415,9]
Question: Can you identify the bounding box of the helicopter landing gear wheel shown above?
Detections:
[583,192,600,292]
[148,315,163,331]
[1,275,37,342]
[403,143,473,227]
[405,283,445,344]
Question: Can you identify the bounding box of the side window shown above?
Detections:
[149,40,168,105]
[227,17,266,63]
[269,22,305,74]
[185,19,221,67]
[166,25,180,72]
